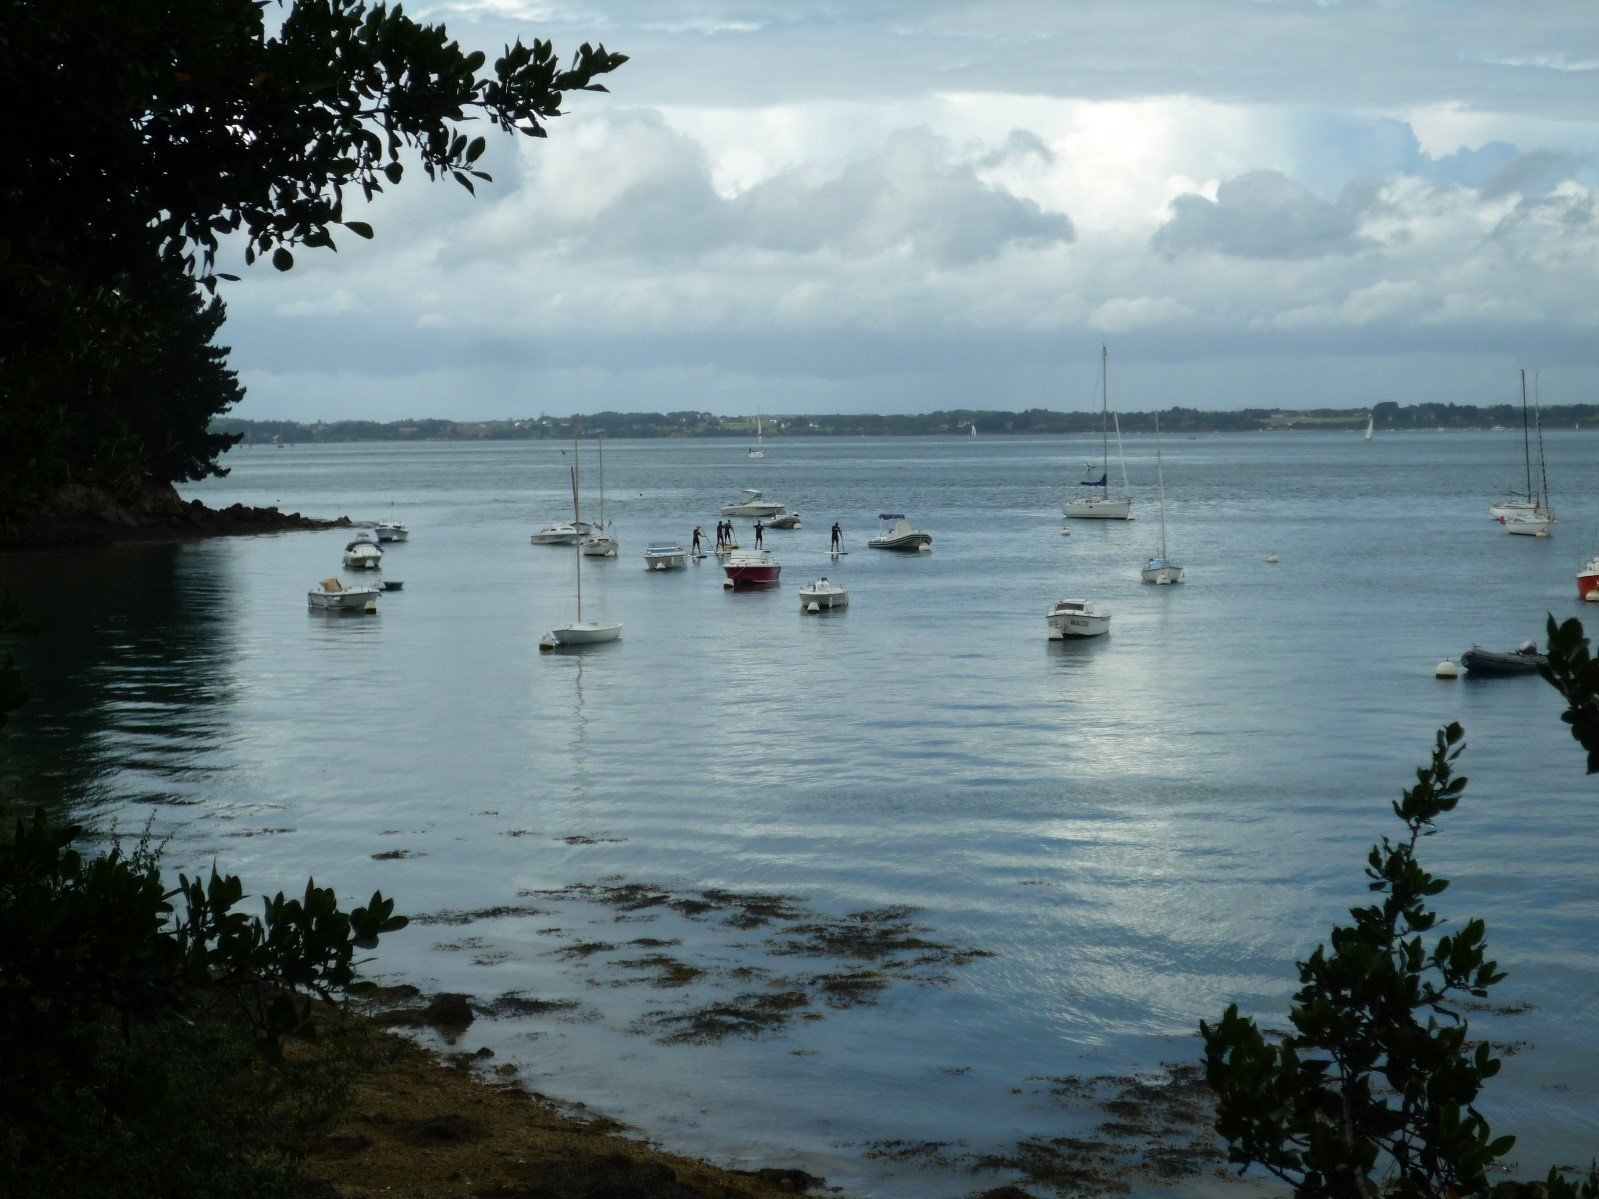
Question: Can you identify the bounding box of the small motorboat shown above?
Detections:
[581,532,619,558]
[799,577,848,612]
[380,579,405,591]
[1047,599,1110,639]
[769,512,802,530]
[868,514,932,552]
[645,543,687,571]
[342,532,383,570]
[720,489,787,518]
[1461,643,1547,675]
[723,548,781,587]
[532,521,592,546]
[308,578,380,612]
[374,521,409,543]
[1578,556,1599,601]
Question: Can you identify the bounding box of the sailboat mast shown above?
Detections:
[1535,371,1552,517]
[1155,412,1169,559]
[1100,344,1110,495]
[1520,369,1533,502]
[572,428,583,622]
[597,437,605,531]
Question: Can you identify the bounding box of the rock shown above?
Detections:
[750,1167,825,1192]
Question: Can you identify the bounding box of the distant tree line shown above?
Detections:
[214,401,1599,444]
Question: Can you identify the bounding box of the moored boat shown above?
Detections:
[799,577,848,611]
[868,514,932,551]
[1140,412,1183,584]
[1579,556,1599,601]
[1461,643,1546,675]
[542,429,622,650]
[1064,345,1133,521]
[720,489,787,518]
[342,532,383,570]
[1047,599,1110,639]
[374,521,409,542]
[644,543,687,570]
[723,548,781,587]
[769,512,802,529]
[532,521,592,545]
[308,578,380,612]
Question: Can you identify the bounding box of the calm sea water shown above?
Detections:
[4,431,1597,1195]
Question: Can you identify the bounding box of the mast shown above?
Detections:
[1535,371,1552,518]
[1100,344,1110,495]
[571,427,583,622]
[597,436,605,532]
[1520,369,1533,502]
[1155,412,1169,560]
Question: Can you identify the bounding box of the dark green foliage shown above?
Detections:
[0,809,408,1195]
[1202,724,1517,1199]
[1542,615,1599,774]
[0,0,625,518]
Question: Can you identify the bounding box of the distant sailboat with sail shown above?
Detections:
[1506,372,1555,537]
[1364,413,1374,441]
[541,430,622,648]
[1063,345,1133,520]
[748,415,765,458]
[1491,372,1543,523]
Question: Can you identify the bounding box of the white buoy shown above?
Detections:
[1266,553,1279,564]
[1435,659,1460,679]
[1060,528,1071,537]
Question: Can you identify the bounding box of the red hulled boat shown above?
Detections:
[723,549,781,587]
[1578,556,1599,601]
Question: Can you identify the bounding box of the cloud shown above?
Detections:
[1152,171,1371,260]
[1478,148,1590,199]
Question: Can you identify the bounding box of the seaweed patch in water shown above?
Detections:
[608,954,707,988]
[644,988,814,1044]
[483,992,586,1019]
[371,849,422,860]
[412,904,548,926]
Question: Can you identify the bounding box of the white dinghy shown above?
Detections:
[342,532,383,570]
[644,543,687,571]
[1047,599,1110,639]
[799,577,849,612]
[308,578,380,612]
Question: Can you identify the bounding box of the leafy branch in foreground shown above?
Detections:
[1542,614,1599,774]
[1202,722,1597,1199]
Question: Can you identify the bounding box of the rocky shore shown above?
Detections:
[0,481,348,552]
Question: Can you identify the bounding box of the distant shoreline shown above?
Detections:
[215,402,1596,446]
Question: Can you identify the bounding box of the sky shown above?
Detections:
[220,1,1599,420]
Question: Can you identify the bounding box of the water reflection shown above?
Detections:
[1,543,239,824]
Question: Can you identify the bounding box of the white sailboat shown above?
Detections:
[581,437,618,556]
[970,423,977,437]
[1506,372,1555,538]
[1491,371,1544,523]
[1141,413,1183,584]
[543,431,622,648]
[748,415,765,458]
[1364,413,1374,441]
[1063,345,1133,520]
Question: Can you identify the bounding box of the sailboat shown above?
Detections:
[1063,345,1133,520]
[1364,413,1374,441]
[970,423,977,437]
[581,437,618,556]
[1490,371,1543,523]
[1506,372,1555,537]
[543,431,622,648]
[748,415,765,458]
[1141,413,1183,584]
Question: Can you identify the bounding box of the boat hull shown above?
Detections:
[721,502,786,517]
[374,525,409,542]
[799,583,848,610]
[1047,612,1110,638]
[725,564,781,587]
[1505,516,1553,538]
[308,588,379,611]
[768,514,802,529]
[581,536,619,557]
[343,551,382,569]
[645,550,687,571]
[1063,496,1132,520]
[868,533,932,551]
[551,621,623,646]
[1490,501,1539,523]
[1461,647,1545,675]
[1141,562,1184,585]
